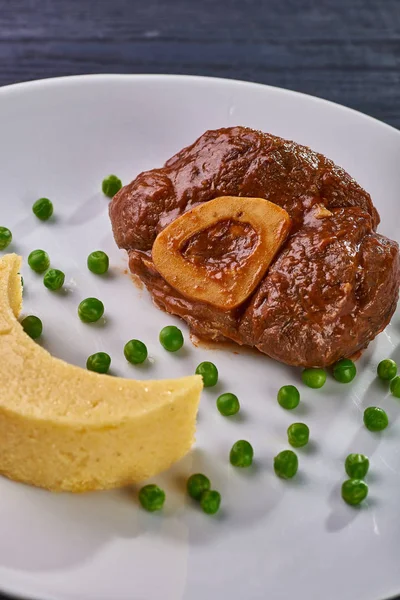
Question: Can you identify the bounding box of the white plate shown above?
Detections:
[0,75,399,600]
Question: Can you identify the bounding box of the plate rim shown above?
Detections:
[0,73,399,140]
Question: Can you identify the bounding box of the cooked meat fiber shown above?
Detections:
[110,127,399,367]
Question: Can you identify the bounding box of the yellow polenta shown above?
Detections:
[0,254,202,492]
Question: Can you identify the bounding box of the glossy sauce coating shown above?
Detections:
[110,127,399,367]
[182,219,258,282]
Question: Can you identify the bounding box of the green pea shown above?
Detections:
[332,358,356,383]
[32,197,53,221]
[363,406,389,432]
[124,339,148,364]
[390,376,400,398]
[159,325,184,352]
[200,490,221,515]
[274,450,298,479]
[377,359,397,381]
[345,454,369,479]
[195,361,218,387]
[216,393,240,416]
[86,352,111,374]
[87,251,109,275]
[78,298,104,323]
[230,440,254,467]
[287,423,309,448]
[186,473,211,501]
[28,249,50,273]
[21,315,42,339]
[301,368,326,389]
[341,479,368,506]
[277,385,300,410]
[0,227,12,250]
[102,174,122,198]
[43,268,65,291]
[138,484,165,512]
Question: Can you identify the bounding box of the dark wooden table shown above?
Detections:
[1,0,400,129]
[0,1,399,599]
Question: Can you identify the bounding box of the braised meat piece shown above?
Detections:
[110,127,399,367]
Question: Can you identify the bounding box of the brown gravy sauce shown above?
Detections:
[181,219,258,281]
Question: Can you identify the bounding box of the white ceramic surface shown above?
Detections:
[0,75,399,600]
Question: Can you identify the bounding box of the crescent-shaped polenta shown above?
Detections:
[0,254,202,492]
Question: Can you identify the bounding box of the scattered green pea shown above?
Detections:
[363,406,389,432]
[217,393,240,416]
[0,227,12,250]
[287,423,310,448]
[78,297,104,323]
[186,473,211,501]
[102,174,122,198]
[200,490,221,515]
[377,359,397,381]
[32,197,53,221]
[274,450,299,479]
[332,358,356,383]
[390,376,400,398]
[230,440,254,467]
[21,315,42,339]
[341,479,368,506]
[138,484,165,512]
[28,249,50,273]
[301,368,326,389]
[124,339,148,364]
[195,361,218,387]
[345,454,369,479]
[86,352,111,374]
[87,251,109,275]
[159,325,184,352]
[43,268,65,291]
[277,385,300,410]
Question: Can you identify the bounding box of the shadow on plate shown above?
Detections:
[66,193,107,226]
[0,445,282,572]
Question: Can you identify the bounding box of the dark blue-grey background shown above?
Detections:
[1,0,400,128]
[0,0,399,599]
